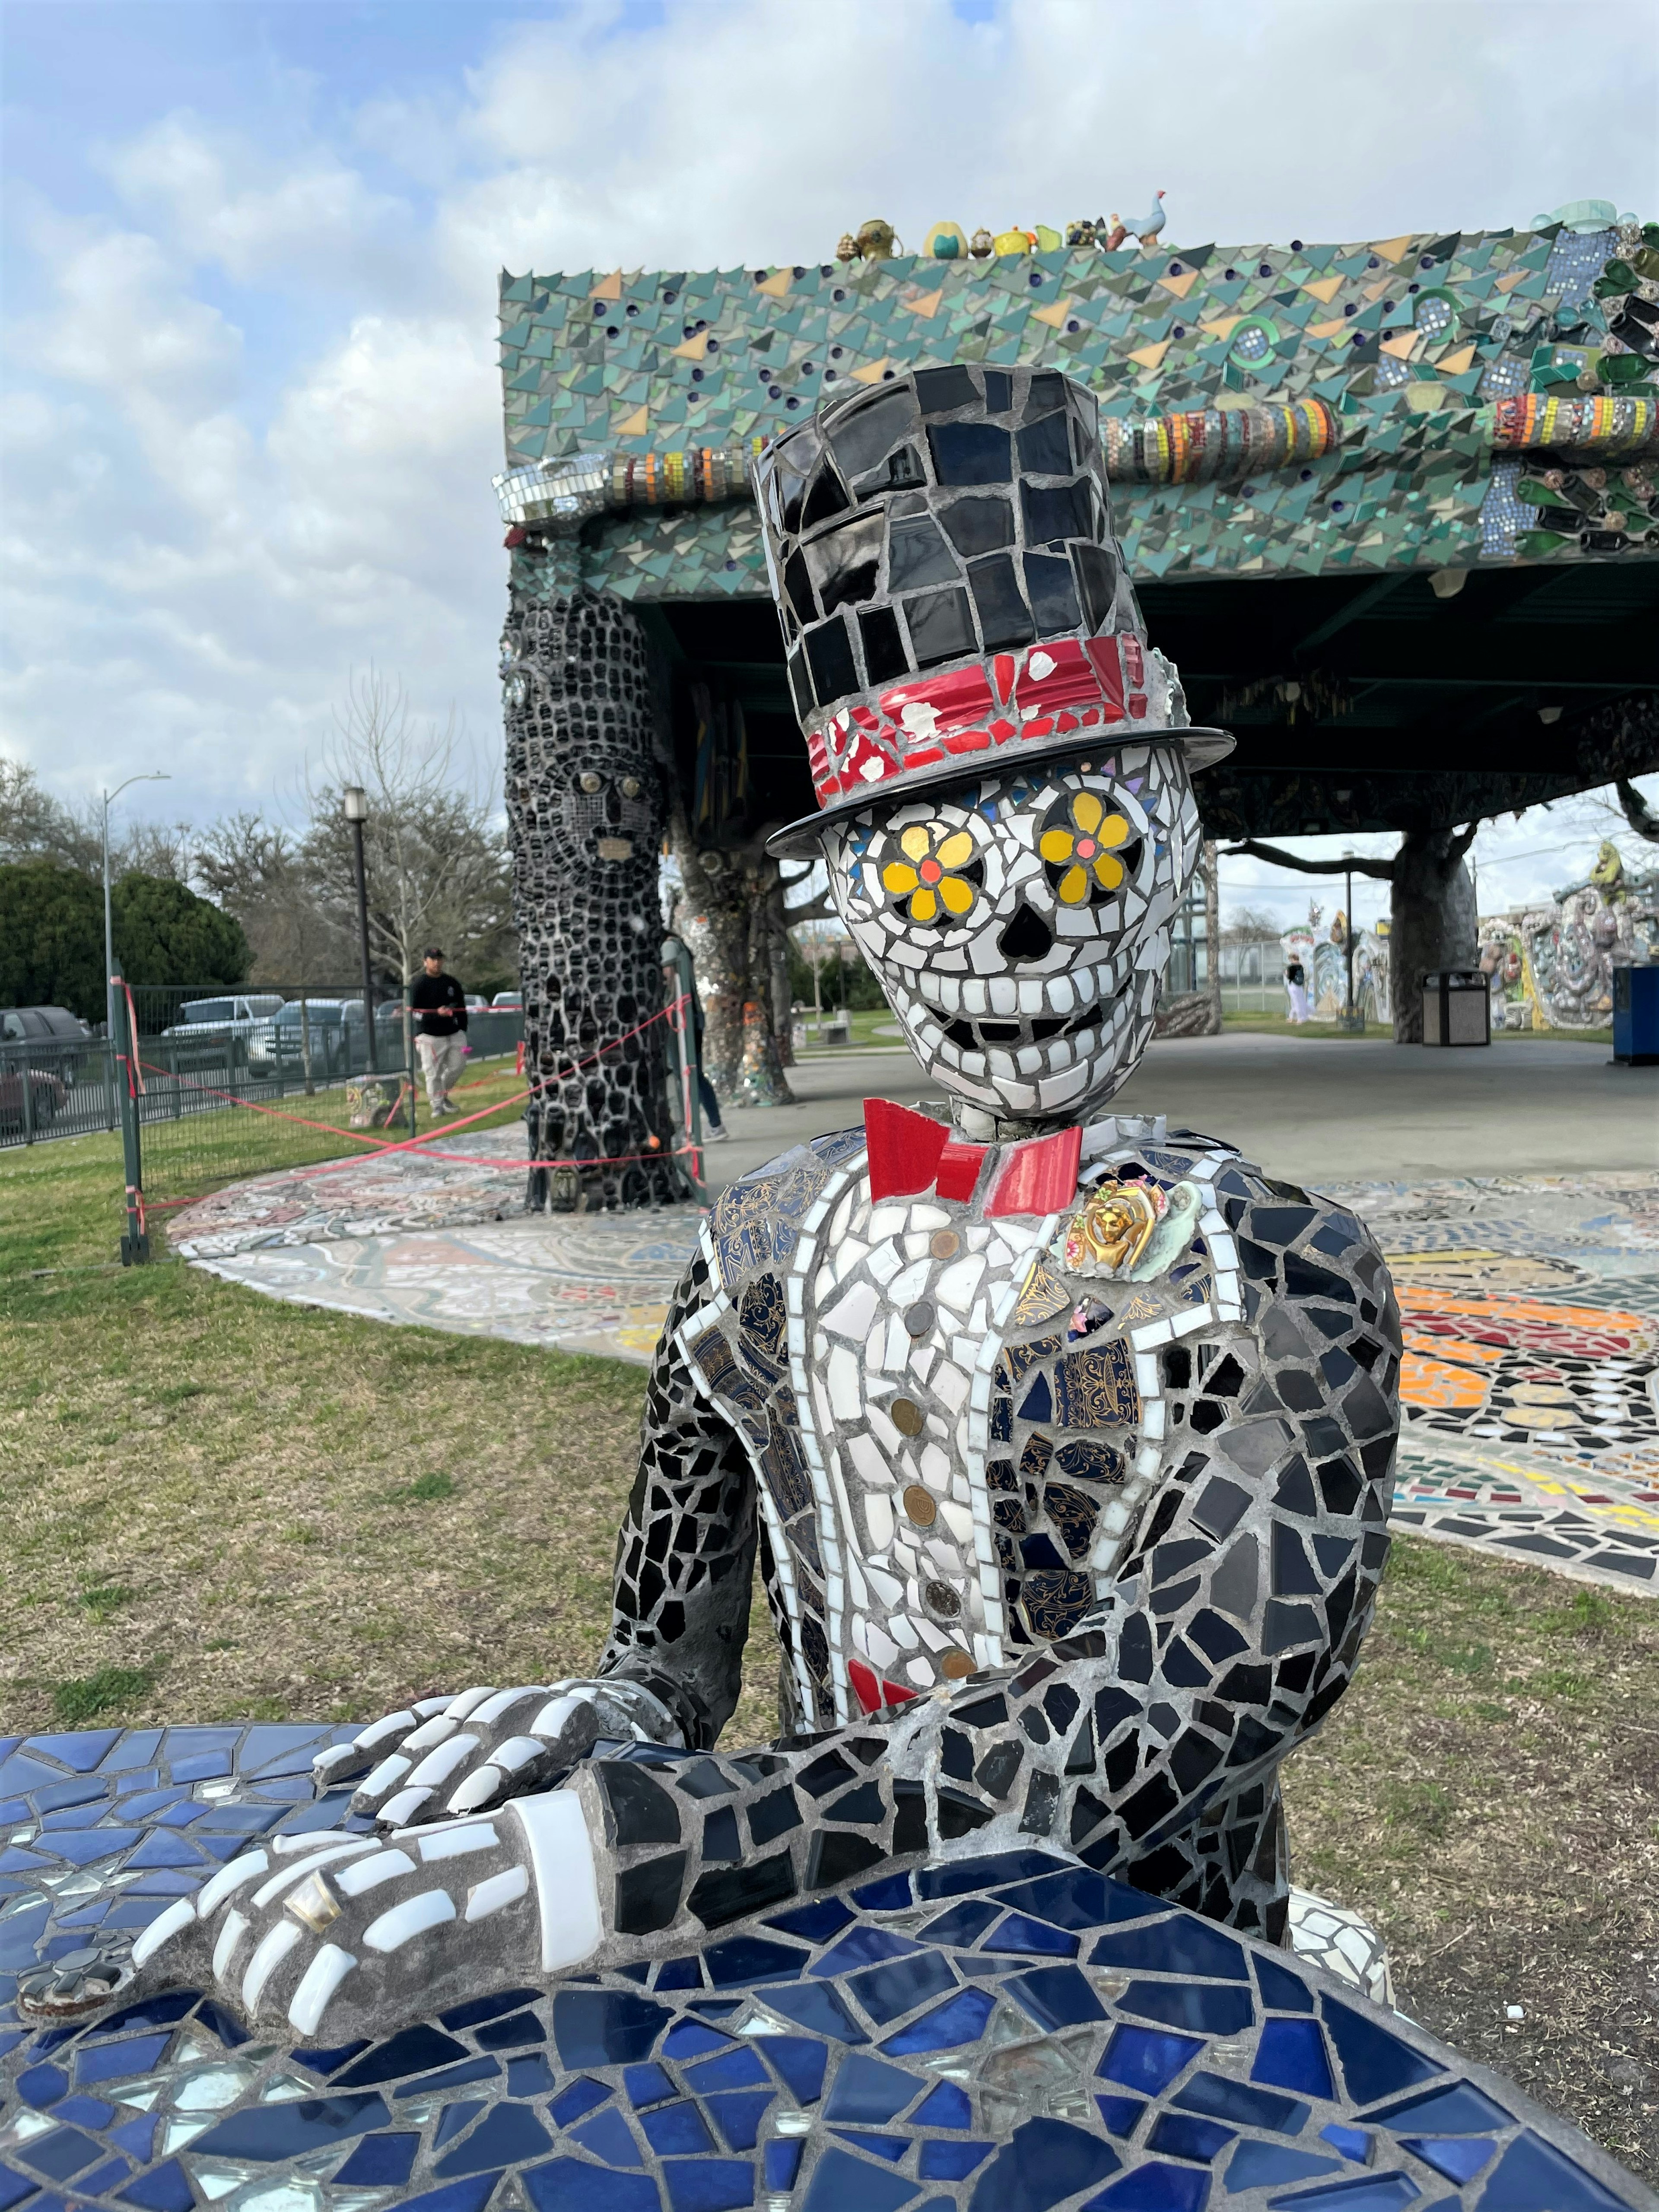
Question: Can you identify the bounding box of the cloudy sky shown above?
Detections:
[3,0,1656,918]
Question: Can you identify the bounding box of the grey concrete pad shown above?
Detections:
[707,1033,1656,1192]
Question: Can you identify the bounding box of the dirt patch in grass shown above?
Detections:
[1286,1536,1659,2182]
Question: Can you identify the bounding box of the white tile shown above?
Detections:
[1132,1320,1173,1350]
[822,1278,880,1339]
[1135,1354,1160,1396]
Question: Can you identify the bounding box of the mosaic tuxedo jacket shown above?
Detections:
[587,1111,1401,1952]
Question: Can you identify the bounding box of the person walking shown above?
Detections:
[1285,958,1309,1025]
[662,938,728,1143]
[410,946,468,1116]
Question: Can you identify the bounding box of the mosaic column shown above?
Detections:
[502,547,684,1209]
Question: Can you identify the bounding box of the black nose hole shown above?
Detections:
[603,788,621,823]
[998,904,1054,961]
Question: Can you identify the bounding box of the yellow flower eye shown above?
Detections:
[1039,828,1076,864]
[1098,813,1129,849]
[940,874,975,916]
[1071,791,1104,834]
[1057,864,1089,906]
[1093,855,1124,890]
[881,861,920,896]
[899,824,932,862]
[910,887,939,922]
[935,830,975,870]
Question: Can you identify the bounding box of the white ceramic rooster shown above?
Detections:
[1107,190,1166,251]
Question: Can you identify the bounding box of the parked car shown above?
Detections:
[248,1000,350,1075]
[492,990,523,1011]
[1,1005,92,1092]
[162,994,284,1042]
[0,1060,67,1129]
[465,994,489,1011]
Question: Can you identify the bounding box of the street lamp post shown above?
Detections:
[342,786,376,1072]
[102,773,170,1038]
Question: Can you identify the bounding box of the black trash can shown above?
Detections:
[1422,970,1491,1047]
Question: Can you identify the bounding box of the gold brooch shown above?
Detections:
[1062,1179,1166,1276]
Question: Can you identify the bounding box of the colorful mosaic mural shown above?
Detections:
[496,211,1659,603]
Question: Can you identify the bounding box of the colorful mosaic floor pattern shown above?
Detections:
[172,1155,1659,1591]
[0,1726,1649,2212]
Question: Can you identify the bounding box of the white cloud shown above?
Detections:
[1,0,1655,879]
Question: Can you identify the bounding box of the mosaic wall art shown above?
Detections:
[1478,840,1659,1030]
[496,214,1659,603]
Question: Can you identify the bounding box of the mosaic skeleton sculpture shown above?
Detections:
[25,368,1400,2045]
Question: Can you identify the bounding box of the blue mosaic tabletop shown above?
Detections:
[0,1727,1649,2212]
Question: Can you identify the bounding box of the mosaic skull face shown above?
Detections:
[501,613,663,864]
[824,744,1200,1122]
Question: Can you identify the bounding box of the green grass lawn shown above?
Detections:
[0,1126,1654,2172]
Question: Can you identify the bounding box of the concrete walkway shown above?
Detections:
[168,1033,1658,1589]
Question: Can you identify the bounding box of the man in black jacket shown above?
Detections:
[410,946,468,1116]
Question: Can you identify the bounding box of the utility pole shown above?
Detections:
[343,785,377,1072]
[102,773,170,1039]
[1341,851,1363,1032]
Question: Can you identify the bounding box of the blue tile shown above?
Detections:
[554,1992,672,2069]
[13,2129,99,2182]
[813,1929,922,1976]
[1320,2126,1370,2164]
[624,2064,677,2109]
[1084,2163,1209,2212]
[332,2133,420,2186]
[1120,1983,1254,2038]
[119,2159,194,2211]
[756,1982,867,2044]
[1263,2176,1419,2212]
[158,1729,241,1761]
[823,2054,922,2126]
[524,2161,661,2212]
[968,2116,1120,2212]
[661,2158,754,2212]
[52,2098,113,2130]
[1254,1956,1316,2014]
[1471,2132,1632,2212]
[99,1735,163,1774]
[763,2140,803,2191]
[0,2158,34,2209]
[0,1851,46,1878]
[547,2078,612,2128]
[1225,2145,1341,2195]
[983,1913,1078,1958]
[1001,1964,1106,2032]
[833,2131,906,2163]
[476,2012,547,2051]
[920,1901,1001,1948]
[124,1873,201,1899]
[21,1735,122,1776]
[704,1938,807,1987]
[1150,2116,1234,2164]
[757,2036,827,2107]
[703,2091,774,2152]
[1099,2027,1204,2096]
[918,1850,1066,1899]
[919,2142,992,2180]
[435,2103,487,2150]
[654,1959,704,1990]
[1091,1923,1247,1982]
[1320,2002,1442,2106]
[335,2025,470,2085]
[32,1829,140,1866]
[108,2118,158,2165]
[435,2102,553,2176]
[394,2058,500,2096]
[661,2021,733,2062]
[1095,2096,1146,2138]
[993,1869,1143,1931]
[72,2159,130,2198]
[35,1780,117,1815]
[764,1901,853,1945]
[913,2080,972,2130]
[1364,2084,1512,2135]
[572,2110,643,2168]
[166,1754,233,1784]
[1255,2021,1336,2101]
[852,1875,913,1912]
[509,2054,556,2099]
[0,1759,69,1796]
[848,1951,957,2027]
[189,2091,390,2159]
[799,2146,918,2212]
[442,1990,543,2032]
[0,1908,48,1970]
[641,2101,716,2158]
[880,1986,996,2056]
[1175,2075,1307,2136]
[15,2067,67,2110]
[397,2179,502,2212]
[122,1833,203,1871]
[684,2049,769,2094]
[76,2036,171,2089]
[190,1997,251,2049]
[80,1994,193,2040]
[1399,2139,1494,2184]
[110,1780,165,1806]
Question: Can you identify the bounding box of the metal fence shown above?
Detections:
[0,1035,121,1146]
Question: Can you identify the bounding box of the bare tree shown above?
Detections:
[306,669,512,988]
[195,814,355,985]
[0,761,95,871]
[1224,826,1478,1043]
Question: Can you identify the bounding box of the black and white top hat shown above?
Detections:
[756,364,1231,854]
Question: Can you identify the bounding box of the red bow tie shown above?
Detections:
[863,1098,1081,1217]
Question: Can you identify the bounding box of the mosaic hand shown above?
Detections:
[312,1678,684,1831]
[42,1796,603,2043]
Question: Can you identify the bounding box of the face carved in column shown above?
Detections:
[823,744,1200,1122]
